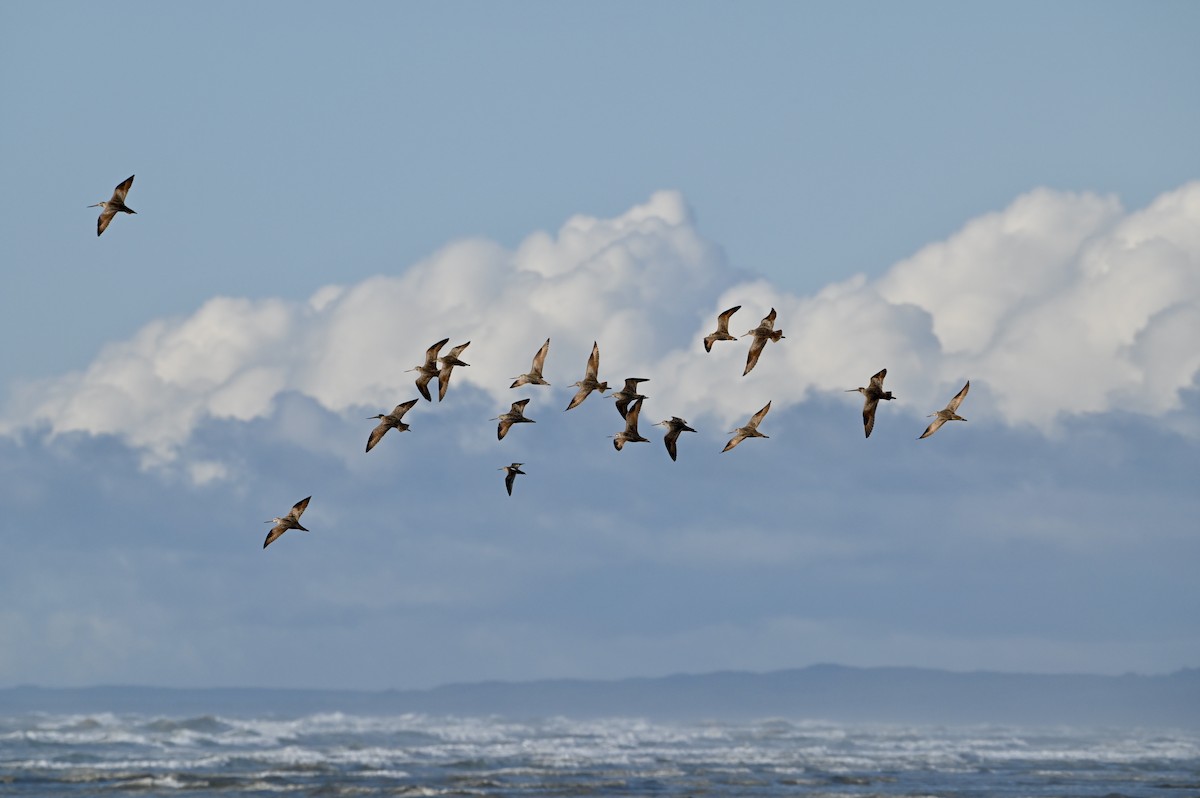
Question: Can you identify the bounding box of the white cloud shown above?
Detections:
[4,184,1199,474]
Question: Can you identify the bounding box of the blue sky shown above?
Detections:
[1,2,1198,689]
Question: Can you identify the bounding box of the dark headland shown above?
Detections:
[3,664,1197,727]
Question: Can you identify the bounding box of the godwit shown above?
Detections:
[437,341,471,402]
[499,462,526,496]
[612,397,650,451]
[365,399,419,452]
[494,398,535,440]
[90,175,136,236]
[611,377,650,419]
[723,401,772,452]
[703,305,741,352]
[654,416,696,461]
[919,380,970,439]
[742,308,784,376]
[511,338,551,388]
[263,496,311,549]
[847,368,894,438]
[406,338,449,401]
[565,341,609,411]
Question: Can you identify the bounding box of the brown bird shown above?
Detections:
[437,341,471,402]
[846,368,895,438]
[494,398,535,440]
[511,338,551,388]
[722,401,772,452]
[406,338,449,401]
[655,416,697,461]
[612,397,650,451]
[703,305,741,352]
[365,399,419,452]
[263,496,311,549]
[742,308,785,376]
[89,175,136,236]
[611,377,650,419]
[499,462,526,495]
[919,380,970,439]
[565,341,609,411]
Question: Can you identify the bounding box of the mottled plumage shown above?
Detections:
[612,397,650,451]
[919,380,970,439]
[407,338,449,401]
[263,496,311,549]
[565,342,609,411]
[437,341,471,402]
[611,377,650,419]
[494,398,535,440]
[511,338,551,388]
[500,462,526,496]
[655,416,697,461]
[90,174,136,236]
[365,399,419,452]
[703,305,741,352]
[722,402,772,452]
[742,308,784,376]
[847,368,895,438]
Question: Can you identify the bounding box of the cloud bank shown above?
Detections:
[4,184,1199,471]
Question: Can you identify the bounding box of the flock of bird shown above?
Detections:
[91,175,971,551]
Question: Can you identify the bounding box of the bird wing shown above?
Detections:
[437,363,454,402]
[946,380,970,413]
[511,398,531,415]
[743,335,767,376]
[918,417,947,440]
[423,338,449,367]
[716,305,741,333]
[442,341,471,365]
[585,341,600,379]
[497,417,512,440]
[721,431,745,453]
[663,427,680,461]
[623,377,649,392]
[96,207,117,236]
[531,339,550,374]
[365,421,390,452]
[505,469,517,495]
[862,397,879,438]
[414,371,434,401]
[111,175,134,204]
[565,385,592,411]
[869,369,888,391]
[748,401,772,430]
[703,334,716,353]
[392,399,419,420]
[762,308,777,329]
[289,496,312,521]
[263,524,287,549]
[614,395,632,419]
[624,397,644,435]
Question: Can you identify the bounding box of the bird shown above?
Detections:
[89,175,136,236]
[406,338,449,401]
[703,305,742,352]
[654,416,696,461]
[494,398,535,440]
[511,338,551,388]
[742,308,785,376]
[437,341,471,402]
[365,399,419,452]
[723,401,772,452]
[846,368,895,438]
[612,397,650,450]
[565,341,609,411]
[263,496,311,549]
[919,380,970,439]
[499,463,526,495]
[611,377,650,419]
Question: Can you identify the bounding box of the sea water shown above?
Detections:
[1,711,1196,796]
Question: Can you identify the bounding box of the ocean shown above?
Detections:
[2,711,1198,797]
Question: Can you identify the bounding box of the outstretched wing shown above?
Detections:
[511,398,531,415]
[761,307,777,330]
[716,305,741,333]
[748,401,772,430]
[289,496,312,521]
[366,421,391,452]
[504,469,517,495]
[565,385,592,411]
[96,207,117,236]
[263,524,287,549]
[623,397,644,436]
[437,364,454,402]
[414,371,434,401]
[862,397,879,438]
[531,338,550,374]
[721,431,745,453]
[869,369,888,391]
[743,335,767,376]
[111,175,134,204]
[663,427,681,461]
[585,341,600,379]
[918,417,947,440]
[392,399,419,420]
[946,380,970,413]
[423,338,449,367]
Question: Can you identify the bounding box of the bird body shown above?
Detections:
[723,401,772,452]
[565,341,609,410]
[263,496,311,549]
[511,339,551,388]
[612,397,649,450]
[494,398,535,440]
[743,308,784,375]
[436,341,471,402]
[703,305,741,352]
[611,377,650,418]
[365,399,419,452]
[847,368,895,438]
[407,338,449,401]
[90,175,136,236]
[500,462,526,495]
[919,380,970,439]
[655,416,696,461]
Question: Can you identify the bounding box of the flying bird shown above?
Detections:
[437,341,471,402]
[703,305,741,352]
[90,174,136,236]
[919,380,970,439]
[263,496,311,549]
[494,398,535,440]
[612,397,650,451]
[511,338,551,388]
[655,416,696,461]
[742,308,785,376]
[611,377,650,419]
[847,368,895,438]
[499,462,526,496]
[365,399,419,452]
[406,338,449,401]
[723,401,772,452]
[565,341,609,411]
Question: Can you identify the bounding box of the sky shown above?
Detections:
[0,2,1198,690]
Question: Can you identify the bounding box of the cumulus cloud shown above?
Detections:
[3,184,1199,473]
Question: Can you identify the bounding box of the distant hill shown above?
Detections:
[3,664,1197,727]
